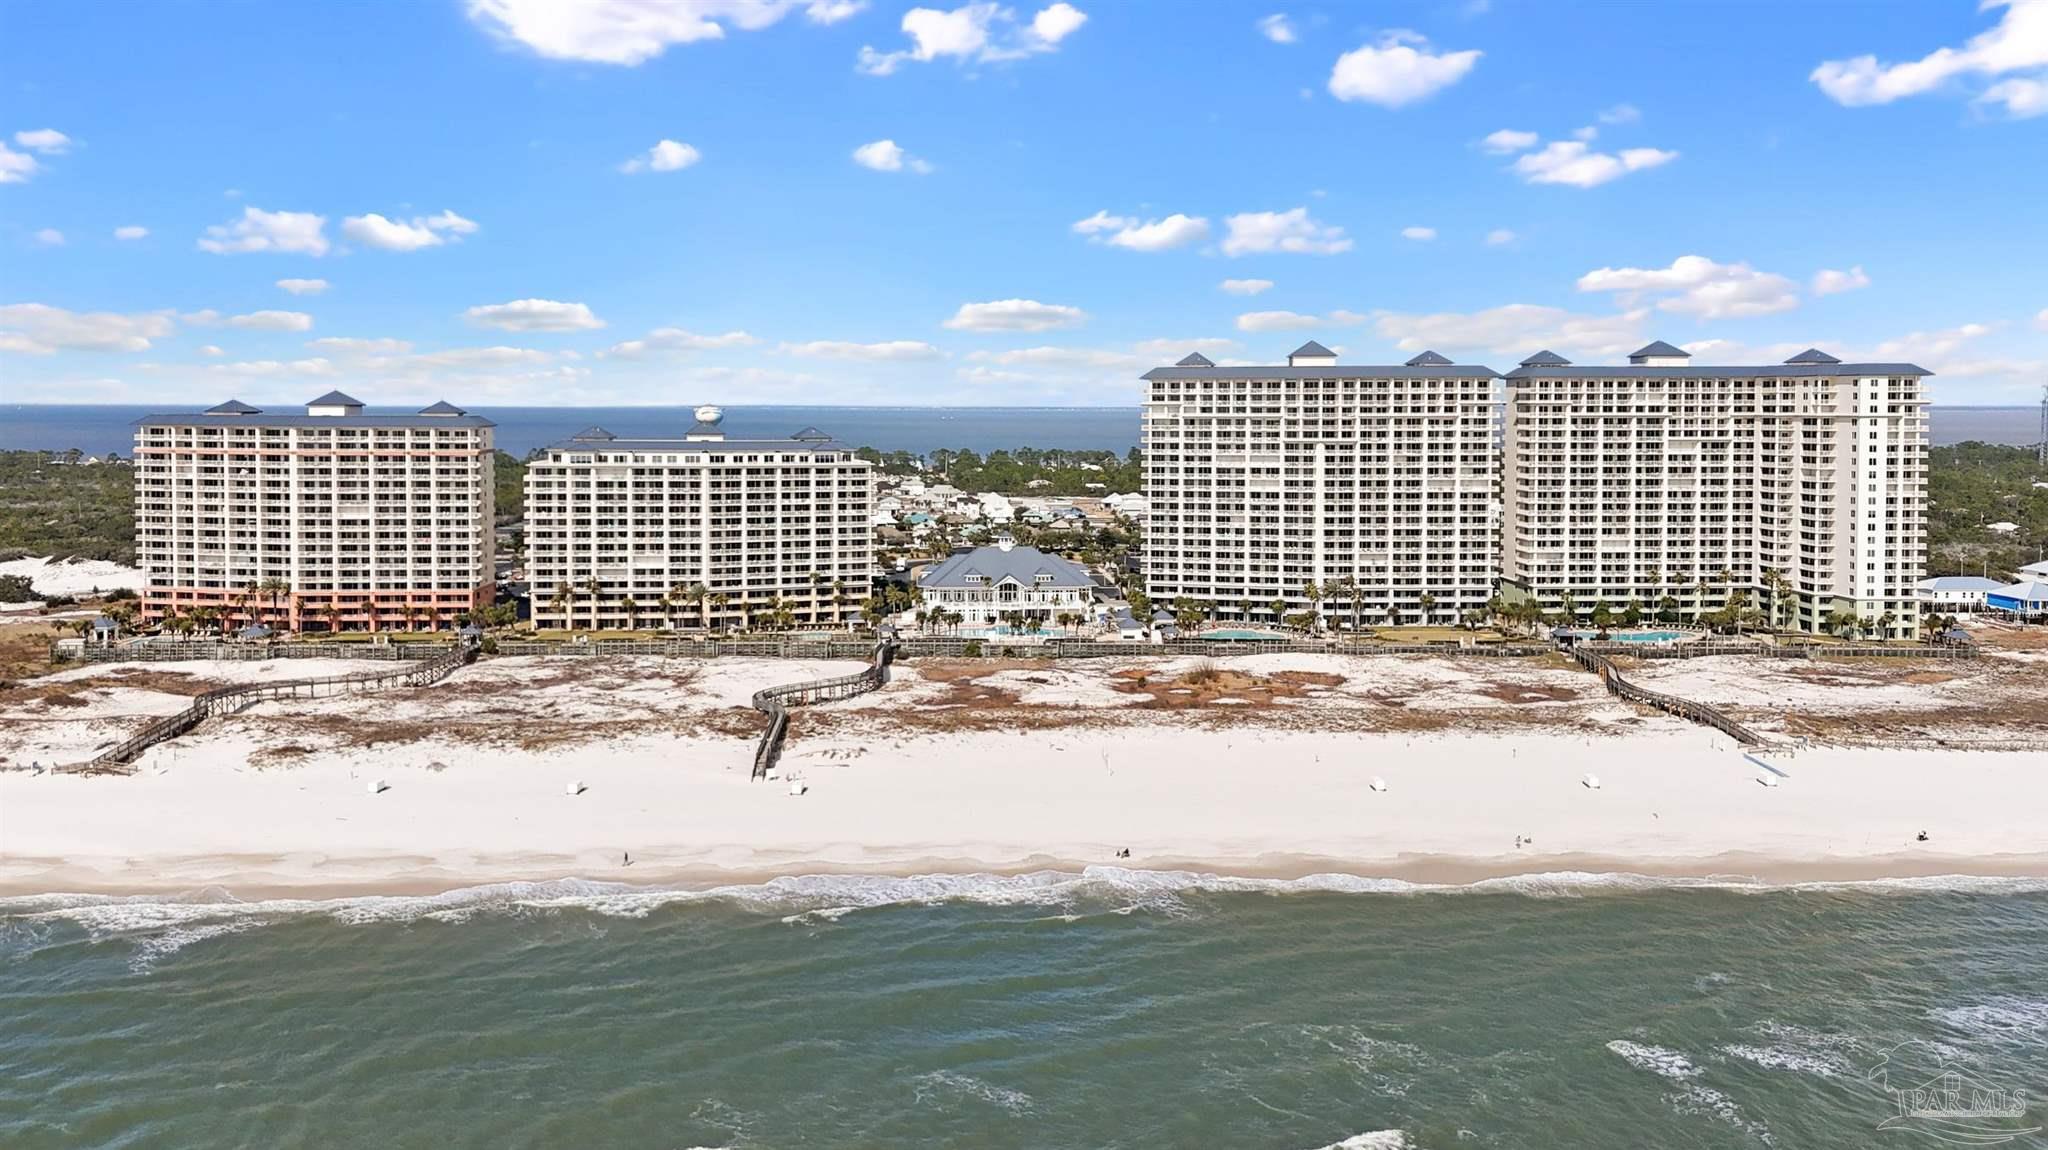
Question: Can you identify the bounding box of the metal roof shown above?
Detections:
[1143,364,1499,381]
[1404,350,1453,366]
[206,399,262,414]
[1176,352,1216,367]
[306,390,365,407]
[1518,350,1572,366]
[1784,348,1842,365]
[1505,361,1930,380]
[1289,340,1337,358]
[133,410,495,429]
[1917,576,2007,591]
[542,433,858,454]
[418,400,468,415]
[1629,340,1691,359]
[918,544,1092,590]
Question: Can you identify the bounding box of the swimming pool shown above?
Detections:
[1201,629,1293,641]
[1574,629,1686,643]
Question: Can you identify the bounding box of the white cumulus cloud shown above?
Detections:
[1371,302,1650,360]
[465,299,606,332]
[13,128,70,153]
[806,0,868,23]
[606,327,758,357]
[858,2,1085,75]
[943,298,1087,332]
[781,339,944,361]
[341,210,479,251]
[227,310,314,332]
[33,228,64,246]
[113,225,149,241]
[466,0,813,65]
[277,278,330,295]
[1577,255,1801,320]
[1257,13,1296,43]
[1811,266,1870,296]
[852,138,932,173]
[1479,128,1538,153]
[198,207,331,256]
[0,142,41,184]
[1222,207,1351,256]
[1812,0,2048,116]
[1219,278,1275,296]
[1598,103,1642,125]
[0,303,177,354]
[1485,228,1516,246]
[1236,310,1323,332]
[620,139,702,173]
[1511,140,1678,187]
[1328,31,1480,107]
[1401,226,1436,241]
[1073,210,1209,251]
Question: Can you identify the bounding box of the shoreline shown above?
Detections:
[10,848,2048,904]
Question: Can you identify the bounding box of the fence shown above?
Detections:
[1581,640,1975,661]
[1562,643,1765,746]
[55,638,456,664]
[749,640,896,780]
[58,638,479,776]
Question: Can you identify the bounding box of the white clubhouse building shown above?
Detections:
[918,541,1094,624]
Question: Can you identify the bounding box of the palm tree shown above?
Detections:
[426,605,441,632]
[1174,596,1208,633]
[325,603,343,634]
[1269,596,1288,626]
[710,592,731,633]
[548,582,572,628]
[1418,592,1438,626]
[1237,597,1256,624]
[809,570,826,625]
[1303,580,1323,631]
[831,578,848,624]
[262,575,291,628]
[582,576,602,631]
[1877,609,1897,641]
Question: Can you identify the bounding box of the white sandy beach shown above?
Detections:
[4,651,2047,895]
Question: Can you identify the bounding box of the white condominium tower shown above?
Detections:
[132,392,497,632]
[1141,342,1500,627]
[1500,342,1929,638]
[523,406,875,631]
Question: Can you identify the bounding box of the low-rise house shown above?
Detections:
[1986,580,2048,618]
[1916,576,2009,611]
[917,540,1093,625]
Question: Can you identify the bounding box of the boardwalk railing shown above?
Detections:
[59,638,479,776]
[749,639,895,780]
[1562,643,1765,746]
[1580,640,1975,661]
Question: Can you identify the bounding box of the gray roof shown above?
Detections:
[206,399,262,414]
[1918,576,2007,591]
[544,430,858,454]
[789,426,832,441]
[918,544,1092,590]
[134,408,495,429]
[1176,352,1216,367]
[571,426,617,440]
[685,420,724,437]
[306,390,364,407]
[1143,363,1499,381]
[1629,340,1691,359]
[1404,350,1453,366]
[1506,361,1930,381]
[1990,580,2048,600]
[1519,350,1573,366]
[1785,348,1842,365]
[418,400,468,416]
[1290,340,1337,358]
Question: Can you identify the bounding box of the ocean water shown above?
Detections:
[5,871,2047,1148]
[0,405,1145,459]
[3,404,2038,458]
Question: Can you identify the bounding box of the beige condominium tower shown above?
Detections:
[1499,342,1928,638]
[1140,341,1500,629]
[522,406,875,631]
[132,392,497,632]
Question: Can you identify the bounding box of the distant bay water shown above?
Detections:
[2,403,2038,458]
[0,405,1147,458]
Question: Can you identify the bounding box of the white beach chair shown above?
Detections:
[1581,772,1601,790]
[1369,776,1388,793]
[1757,774,1779,788]
[368,779,387,795]
[566,780,585,796]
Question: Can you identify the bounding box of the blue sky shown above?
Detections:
[3,0,2046,406]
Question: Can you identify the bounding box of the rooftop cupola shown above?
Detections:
[305,390,365,417]
[1784,348,1843,365]
[1627,340,1692,367]
[1175,352,1215,367]
[1287,340,1338,368]
[1404,350,1453,367]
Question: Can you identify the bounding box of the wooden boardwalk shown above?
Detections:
[749,639,896,780]
[59,638,479,775]
[1562,642,1766,746]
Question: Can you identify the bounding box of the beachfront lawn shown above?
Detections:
[1368,626,1509,643]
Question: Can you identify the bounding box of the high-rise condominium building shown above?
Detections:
[1499,342,1928,637]
[132,392,497,632]
[1141,342,1500,627]
[522,407,875,630]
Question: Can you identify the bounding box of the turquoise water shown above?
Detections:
[5,873,2047,1148]
[1577,629,1687,643]
[1203,629,1293,641]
